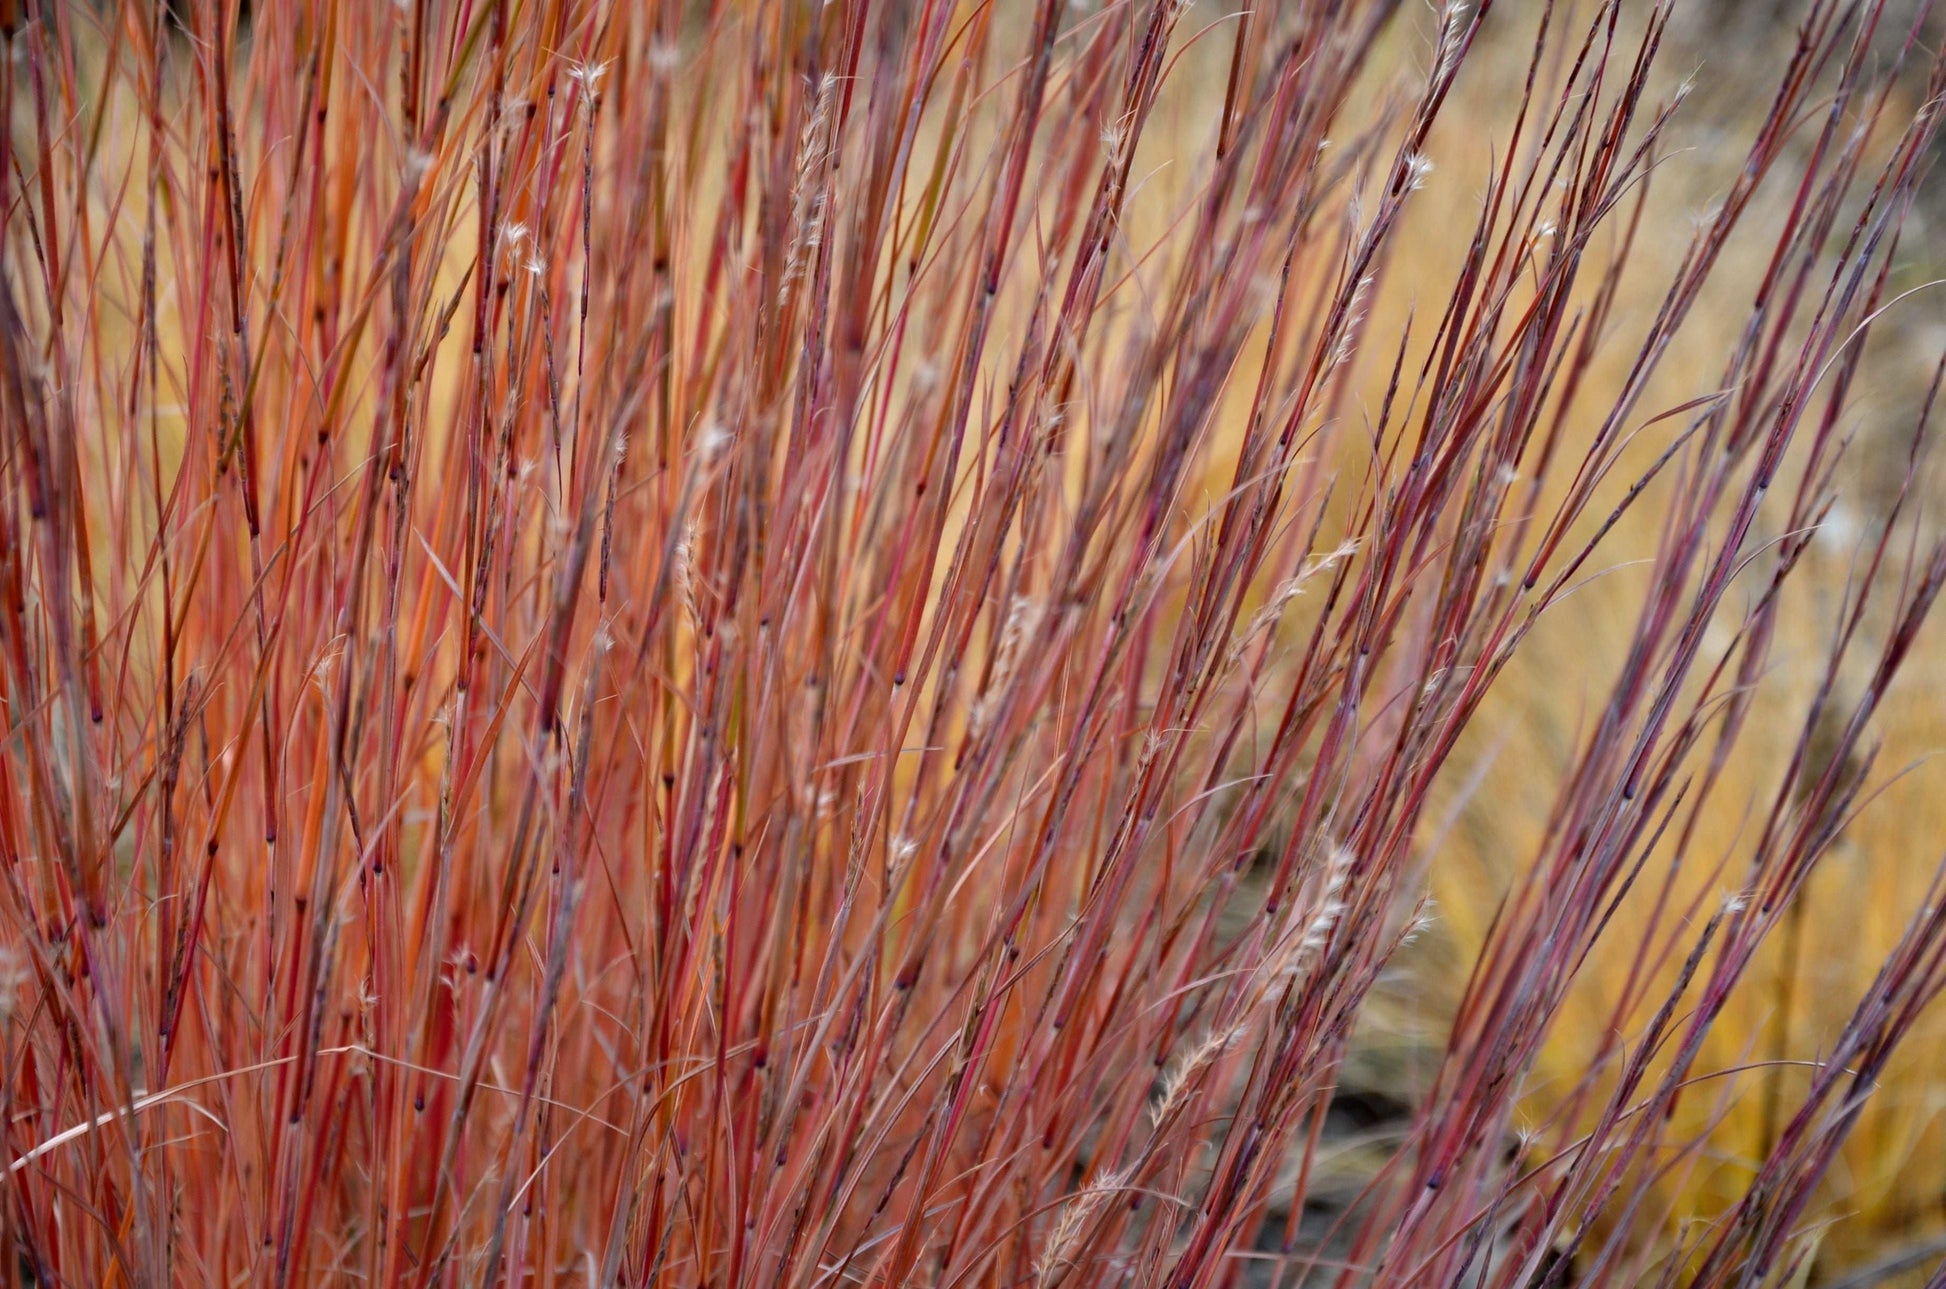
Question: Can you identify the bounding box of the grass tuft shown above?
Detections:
[6,0,1946,1284]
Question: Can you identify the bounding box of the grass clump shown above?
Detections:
[6,0,1946,1285]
